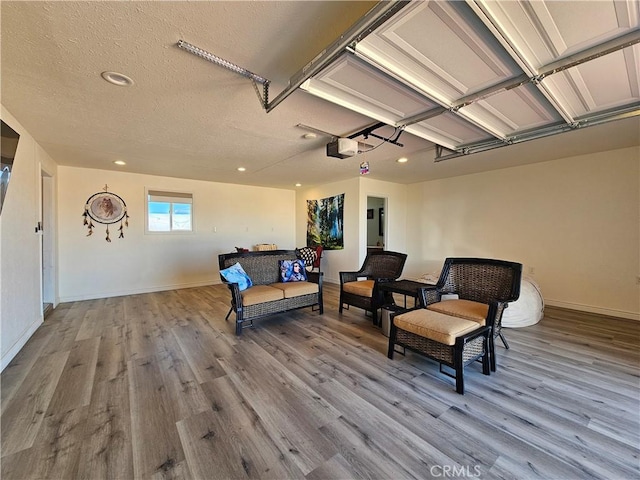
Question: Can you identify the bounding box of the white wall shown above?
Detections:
[1,106,58,370]
[295,176,409,284]
[58,166,295,301]
[405,146,640,320]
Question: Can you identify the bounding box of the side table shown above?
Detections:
[378,279,435,308]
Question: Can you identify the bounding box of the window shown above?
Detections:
[146,189,193,233]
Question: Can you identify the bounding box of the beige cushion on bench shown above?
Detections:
[342,279,374,297]
[427,299,488,325]
[393,309,481,346]
[241,285,284,306]
[270,281,319,298]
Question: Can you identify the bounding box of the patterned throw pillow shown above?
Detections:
[220,262,253,291]
[296,247,317,272]
[279,259,308,282]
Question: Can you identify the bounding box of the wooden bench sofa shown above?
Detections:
[218,250,323,335]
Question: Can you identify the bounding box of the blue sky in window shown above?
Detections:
[173,204,191,215]
[149,202,170,214]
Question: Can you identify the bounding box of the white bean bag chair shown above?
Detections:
[502,276,544,328]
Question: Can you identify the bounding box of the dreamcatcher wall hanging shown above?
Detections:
[83,185,129,242]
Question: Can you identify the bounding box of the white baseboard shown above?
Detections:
[545,299,639,321]
[1,318,43,372]
[59,280,220,303]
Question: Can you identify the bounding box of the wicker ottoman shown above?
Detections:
[388,308,491,394]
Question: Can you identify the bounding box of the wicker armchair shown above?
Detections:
[339,250,407,325]
[420,257,522,371]
[388,258,521,394]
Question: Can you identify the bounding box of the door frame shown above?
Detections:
[40,167,56,311]
[366,195,387,252]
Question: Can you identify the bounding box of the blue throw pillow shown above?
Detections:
[280,259,307,282]
[220,262,253,291]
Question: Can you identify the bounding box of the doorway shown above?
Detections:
[366,196,386,253]
[41,170,55,317]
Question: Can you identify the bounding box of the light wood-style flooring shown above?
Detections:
[1,283,638,479]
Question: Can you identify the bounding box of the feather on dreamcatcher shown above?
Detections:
[82,185,129,242]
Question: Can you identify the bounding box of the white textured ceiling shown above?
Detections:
[1,1,638,190]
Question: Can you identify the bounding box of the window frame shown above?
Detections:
[145,188,194,234]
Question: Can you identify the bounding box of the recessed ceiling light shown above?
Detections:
[101,71,134,87]
[303,133,317,140]
[113,160,126,166]
[295,183,302,187]
[397,157,408,163]
[237,167,246,172]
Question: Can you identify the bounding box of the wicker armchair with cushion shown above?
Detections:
[387,258,522,394]
[339,250,407,325]
[422,257,522,371]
